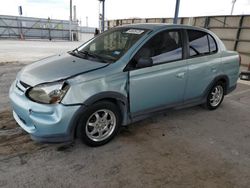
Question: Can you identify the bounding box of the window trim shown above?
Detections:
[124,29,185,71]
[124,28,219,72]
[185,29,218,60]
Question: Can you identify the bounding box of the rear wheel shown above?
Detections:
[77,101,121,147]
[204,82,225,110]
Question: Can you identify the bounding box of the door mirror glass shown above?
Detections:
[136,57,153,68]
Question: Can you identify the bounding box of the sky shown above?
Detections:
[0,0,250,27]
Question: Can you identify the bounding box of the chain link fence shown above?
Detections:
[0,15,95,41]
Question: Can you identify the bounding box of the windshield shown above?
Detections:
[74,27,149,63]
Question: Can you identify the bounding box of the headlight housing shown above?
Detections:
[26,82,69,104]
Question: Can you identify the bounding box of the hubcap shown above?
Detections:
[210,85,223,107]
[85,109,116,142]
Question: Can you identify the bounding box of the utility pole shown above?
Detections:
[231,0,237,15]
[73,5,77,21]
[48,17,51,41]
[18,6,24,39]
[173,0,180,24]
[69,0,72,41]
[98,0,105,32]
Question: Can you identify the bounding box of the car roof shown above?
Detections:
[118,23,208,32]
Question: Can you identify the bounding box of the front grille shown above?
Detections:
[16,83,24,92]
[19,81,30,89]
[15,80,30,93]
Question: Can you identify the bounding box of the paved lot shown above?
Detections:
[1,40,250,187]
[0,40,83,63]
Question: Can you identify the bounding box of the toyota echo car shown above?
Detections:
[9,24,240,146]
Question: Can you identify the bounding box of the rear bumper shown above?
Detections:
[9,81,81,143]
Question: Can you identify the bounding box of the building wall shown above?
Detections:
[78,32,94,42]
[106,15,250,66]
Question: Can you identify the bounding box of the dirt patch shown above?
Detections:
[0,109,47,157]
[0,109,17,130]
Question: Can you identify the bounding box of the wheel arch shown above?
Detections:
[83,91,127,106]
[205,75,229,97]
[69,91,129,139]
[84,91,129,125]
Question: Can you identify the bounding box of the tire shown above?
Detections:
[77,101,121,147]
[204,81,225,110]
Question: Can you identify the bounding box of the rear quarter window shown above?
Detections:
[208,34,217,53]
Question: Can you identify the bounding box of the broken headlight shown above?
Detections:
[26,82,69,104]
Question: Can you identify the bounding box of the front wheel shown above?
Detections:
[204,82,225,110]
[77,101,121,147]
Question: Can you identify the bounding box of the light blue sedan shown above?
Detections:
[9,24,240,146]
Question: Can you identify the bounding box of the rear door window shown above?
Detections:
[187,30,217,58]
[187,30,209,57]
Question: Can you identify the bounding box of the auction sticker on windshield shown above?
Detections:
[125,29,145,35]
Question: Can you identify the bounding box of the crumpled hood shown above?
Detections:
[18,53,107,86]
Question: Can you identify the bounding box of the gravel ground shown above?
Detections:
[1,40,250,188]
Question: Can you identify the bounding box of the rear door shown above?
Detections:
[127,29,187,114]
[184,29,220,101]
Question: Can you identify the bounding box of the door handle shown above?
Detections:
[176,72,185,79]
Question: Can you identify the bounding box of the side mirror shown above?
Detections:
[136,57,153,68]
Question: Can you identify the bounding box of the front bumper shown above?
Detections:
[9,81,81,143]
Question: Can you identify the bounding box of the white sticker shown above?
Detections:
[125,29,144,35]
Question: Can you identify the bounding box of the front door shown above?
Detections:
[128,30,187,114]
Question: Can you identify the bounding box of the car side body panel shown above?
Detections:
[220,51,240,88]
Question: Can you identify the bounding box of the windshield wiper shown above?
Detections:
[78,50,109,63]
[69,49,110,63]
[68,49,86,59]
